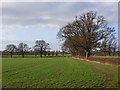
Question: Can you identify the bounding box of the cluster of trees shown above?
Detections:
[3,40,62,58]
[57,11,118,58]
[100,34,117,56]
[3,11,119,58]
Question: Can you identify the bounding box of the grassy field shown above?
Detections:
[2,57,118,88]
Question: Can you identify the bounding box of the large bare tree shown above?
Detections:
[58,11,115,58]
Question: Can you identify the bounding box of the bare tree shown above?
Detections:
[100,34,117,56]
[58,11,115,58]
[107,34,117,56]
[18,42,29,58]
[34,40,50,57]
[6,44,17,58]
[111,40,117,56]
[100,37,108,56]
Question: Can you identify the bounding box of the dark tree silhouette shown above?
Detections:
[18,42,28,58]
[6,44,17,58]
[47,51,51,56]
[100,34,117,56]
[51,51,55,56]
[100,37,108,56]
[55,51,58,56]
[34,40,50,57]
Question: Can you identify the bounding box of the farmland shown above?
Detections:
[2,57,118,88]
[1,2,119,89]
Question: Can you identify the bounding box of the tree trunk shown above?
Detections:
[40,51,42,57]
[10,52,12,58]
[22,52,24,58]
[108,49,111,56]
[44,51,46,56]
[108,51,111,56]
[62,51,64,57]
[112,48,115,56]
[108,45,111,56]
[85,50,90,59]
[118,51,120,56]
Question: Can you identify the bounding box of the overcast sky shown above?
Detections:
[0,1,118,51]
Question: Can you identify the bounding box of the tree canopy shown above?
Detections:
[6,44,17,58]
[57,11,115,58]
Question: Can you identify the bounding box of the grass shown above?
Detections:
[80,59,118,87]
[2,57,118,88]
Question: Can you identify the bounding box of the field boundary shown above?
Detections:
[72,57,120,66]
[72,57,118,88]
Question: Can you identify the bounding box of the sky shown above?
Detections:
[0,0,119,51]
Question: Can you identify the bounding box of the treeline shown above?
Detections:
[57,11,119,58]
[2,40,69,58]
[2,11,119,58]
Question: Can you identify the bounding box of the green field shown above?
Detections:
[2,57,118,88]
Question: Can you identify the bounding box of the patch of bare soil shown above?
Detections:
[88,57,119,66]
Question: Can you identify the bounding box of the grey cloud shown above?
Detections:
[2,2,117,28]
